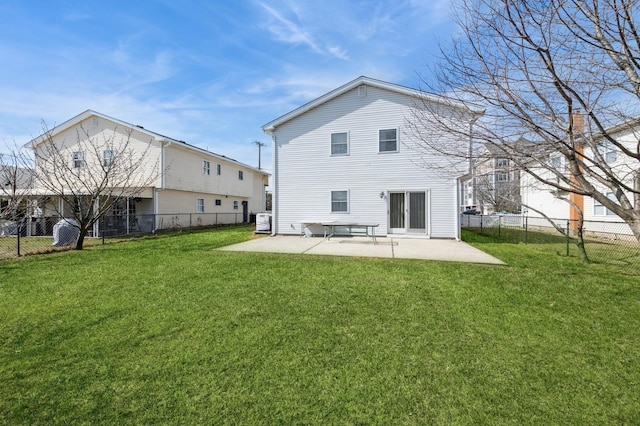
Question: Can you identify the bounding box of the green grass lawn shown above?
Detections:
[1,226,638,424]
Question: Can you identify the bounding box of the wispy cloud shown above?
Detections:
[255,1,349,60]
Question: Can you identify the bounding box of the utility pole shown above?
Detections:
[253,140,266,170]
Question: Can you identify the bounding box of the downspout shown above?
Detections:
[270,133,277,236]
[458,111,482,240]
[155,139,172,231]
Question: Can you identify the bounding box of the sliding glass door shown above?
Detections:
[388,191,427,234]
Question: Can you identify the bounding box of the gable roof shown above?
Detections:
[26,110,268,175]
[261,75,481,134]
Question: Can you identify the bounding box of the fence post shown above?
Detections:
[480,215,483,234]
[525,216,528,244]
[498,215,502,239]
[189,214,192,232]
[566,220,570,256]
[17,219,22,257]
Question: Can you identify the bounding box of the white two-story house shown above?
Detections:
[520,117,639,238]
[262,76,481,239]
[27,110,269,236]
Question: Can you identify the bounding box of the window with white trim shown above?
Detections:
[379,129,398,152]
[496,158,509,167]
[233,200,238,210]
[203,160,211,175]
[593,192,617,216]
[215,199,222,206]
[550,155,565,172]
[103,150,115,167]
[216,164,221,175]
[596,141,617,164]
[331,132,348,155]
[331,190,348,212]
[73,151,85,168]
[238,170,243,180]
[496,172,509,182]
[196,198,205,213]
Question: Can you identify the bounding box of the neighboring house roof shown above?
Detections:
[26,110,269,176]
[261,75,483,133]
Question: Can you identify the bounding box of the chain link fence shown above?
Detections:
[1,212,251,260]
[461,213,640,273]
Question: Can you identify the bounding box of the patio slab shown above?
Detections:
[219,235,504,265]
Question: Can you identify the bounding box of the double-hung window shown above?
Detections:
[593,192,617,216]
[73,151,85,168]
[596,141,617,164]
[216,164,221,175]
[331,132,348,155]
[103,150,115,167]
[331,190,348,213]
[196,198,205,213]
[496,158,509,168]
[238,170,244,180]
[550,155,565,172]
[496,172,509,182]
[379,129,398,152]
[203,160,211,175]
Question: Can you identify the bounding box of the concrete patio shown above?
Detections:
[218,235,505,265]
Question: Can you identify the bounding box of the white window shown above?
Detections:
[238,170,244,180]
[550,155,565,171]
[196,198,205,213]
[331,132,348,155]
[331,190,348,212]
[216,164,221,175]
[496,172,509,182]
[203,160,211,175]
[596,141,617,164]
[215,199,222,206]
[103,150,115,167]
[233,200,238,210]
[496,158,509,167]
[379,129,398,152]
[593,192,617,216]
[73,151,85,168]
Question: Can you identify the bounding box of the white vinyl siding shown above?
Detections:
[271,84,467,237]
[331,132,348,155]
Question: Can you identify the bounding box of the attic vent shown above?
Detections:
[358,85,367,97]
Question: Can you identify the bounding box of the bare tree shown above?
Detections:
[410,0,640,242]
[25,123,160,250]
[0,149,32,224]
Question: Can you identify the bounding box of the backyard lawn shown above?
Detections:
[1,226,638,424]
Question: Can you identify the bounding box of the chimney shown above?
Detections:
[572,109,584,136]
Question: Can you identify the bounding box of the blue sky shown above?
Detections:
[0,0,456,172]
